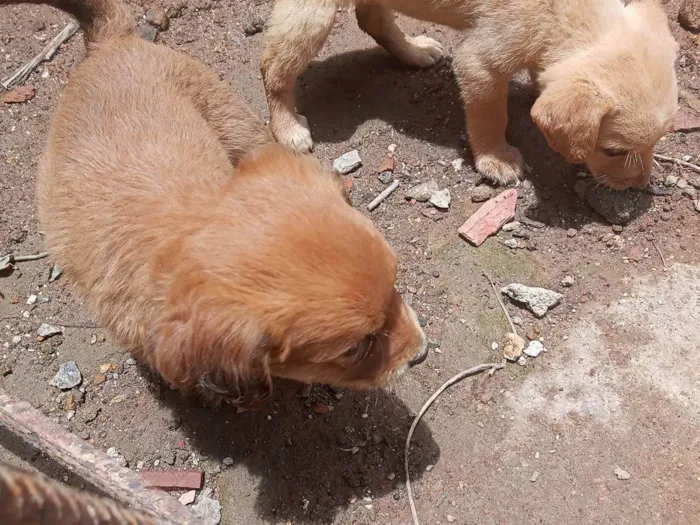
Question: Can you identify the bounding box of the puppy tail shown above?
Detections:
[0,0,136,47]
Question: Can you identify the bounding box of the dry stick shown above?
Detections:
[652,240,667,270]
[483,271,516,334]
[653,154,700,175]
[405,362,505,525]
[367,180,400,211]
[12,252,49,262]
[1,22,79,90]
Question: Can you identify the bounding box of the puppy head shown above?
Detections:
[531,0,678,189]
[152,146,427,407]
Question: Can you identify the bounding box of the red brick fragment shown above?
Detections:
[3,85,35,104]
[377,153,395,174]
[141,470,204,490]
[458,189,518,247]
[671,111,700,132]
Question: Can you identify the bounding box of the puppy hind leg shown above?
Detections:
[355,2,443,68]
[260,0,338,152]
[454,49,522,186]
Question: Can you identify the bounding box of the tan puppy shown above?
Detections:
[261,0,678,189]
[2,0,427,409]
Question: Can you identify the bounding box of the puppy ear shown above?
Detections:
[531,80,611,163]
[152,278,272,409]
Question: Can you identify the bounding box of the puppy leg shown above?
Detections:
[454,47,522,186]
[260,0,338,152]
[355,2,443,68]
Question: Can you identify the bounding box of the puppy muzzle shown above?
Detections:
[408,341,429,367]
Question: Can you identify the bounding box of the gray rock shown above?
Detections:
[676,178,689,190]
[37,323,62,338]
[504,239,518,249]
[561,275,575,287]
[333,150,362,174]
[145,7,169,30]
[243,14,265,36]
[378,171,393,184]
[614,467,631,481]
[192,488,222,525]
[405,180,438,202]
[501,283,562,318]
[51,362,82,390]
[512,316,523,326]
[524,340,544,358]
[665,175,679,187]
[429,188,451,210]
[452,158,464,172]
[502,221,520,232]
[517,356,527,366]
[138,23,158,42]
[105,447,128,467]
[222,457,234,467]
[575,181,650,225]
[471,185,492,203]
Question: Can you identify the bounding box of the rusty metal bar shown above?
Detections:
[0,461,169,525]
[0,389,201,524]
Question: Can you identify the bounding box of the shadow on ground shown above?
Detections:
[157,378,439,524]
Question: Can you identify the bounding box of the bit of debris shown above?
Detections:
[50,362,82,390]
[37,323,62,339]
[93,374,106,386]
[377,152,395,174]
[614,467,631,481]
[243,13,265,36]
[333,150,362,174]
[145,7,170,30]
[367,180,400,211]
[313,402,328,414]
[671,111,700,132]
[105,447,128,468]
[446,515,456,523]
[179,490,197,506]
[504,239,518,249]
[524,340,544,358]
[501,283,562,318]
[665,175,679,187]
[561,275,575,287]
[141,470,204,490]
[405,180,439,202]
[694,200,700,213]
[471,185,492,203]
[530,471,540,482]
[222,457,234,467]
[502,332,526,361]
[517,356,528,366]
[429,188,451,210]
[452,158,464,172]
[138,23,158,42]
[3,85,36,104]
[2,22,79,90]
[192,488,222,525]
[679,0,700,32]
[378,171,394,184]
[628,245,645,263]
[574,180,649,225]
[502,221,520,232]
[0,255,12,273]
[49,263,63,282]
[459,189,518,247]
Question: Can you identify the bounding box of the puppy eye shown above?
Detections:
[347,334,376,358]
[602,148,628,157]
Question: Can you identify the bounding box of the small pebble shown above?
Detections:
[333,150,362,174]
[665,175,679,187]
[502,221,520,232]
[524,340,544,358]
[612,225,624,234]
[37,323,62,338]
[504,239,518,249]
[566,228,577,237]
[452,158,464,172]
[694,200,700,213]
[517,356,528,366]
[51,362,82,390]
[446,516,456,523]
[429,188,451,210]
[614,467,631,481]
[530,471,540,482]
[145,7,169,30]
[378,171,393,184]
[27,295,37,305]
[179,490,197,506]
[676,179,688,190]
[222,457,234,467]
[512,316,523,326]
[561,275,575,287]
[471,185,492,203]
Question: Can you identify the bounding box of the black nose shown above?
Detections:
[408,345,428,367]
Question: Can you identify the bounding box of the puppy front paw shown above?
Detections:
[273,114,314,153]
[403,35,444,68]
[475,145,523,186]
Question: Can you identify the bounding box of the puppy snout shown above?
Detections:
[408,341,429,367]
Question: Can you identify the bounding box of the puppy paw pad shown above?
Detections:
[404,35,444,67]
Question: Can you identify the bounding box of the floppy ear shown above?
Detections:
[152,277,272,410]
[531,80,611,163]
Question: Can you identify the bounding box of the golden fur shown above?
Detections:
[1,0,427,408]
[261,0,678,189]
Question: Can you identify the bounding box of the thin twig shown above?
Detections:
[653,154,700,175]
[405,362,505,525]
[651,241,667,270]
[483,271,516,334]
[367,180,400,211]
[1,22,79,89]
[13,252,49,262]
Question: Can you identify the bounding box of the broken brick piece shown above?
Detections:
[3,85,36,104]
[377,153,395,174]
[671,111,700,133]
[141,470,204,491]
[458,189,518,246]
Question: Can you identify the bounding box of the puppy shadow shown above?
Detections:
[157,378,440,524]
[297,49,464,152]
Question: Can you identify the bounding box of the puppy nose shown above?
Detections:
[408,342,429,367]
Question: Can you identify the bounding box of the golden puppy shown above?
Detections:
[261,0,678,189]
[2,0,427,408]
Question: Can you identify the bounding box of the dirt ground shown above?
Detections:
[1,1,700,524]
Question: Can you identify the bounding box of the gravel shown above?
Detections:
[332,150,362,174]
[50,361,82,390]
[429,188,451,209]
[502,283,562,318]
[37,323,62,338]
[192,488,222,525]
